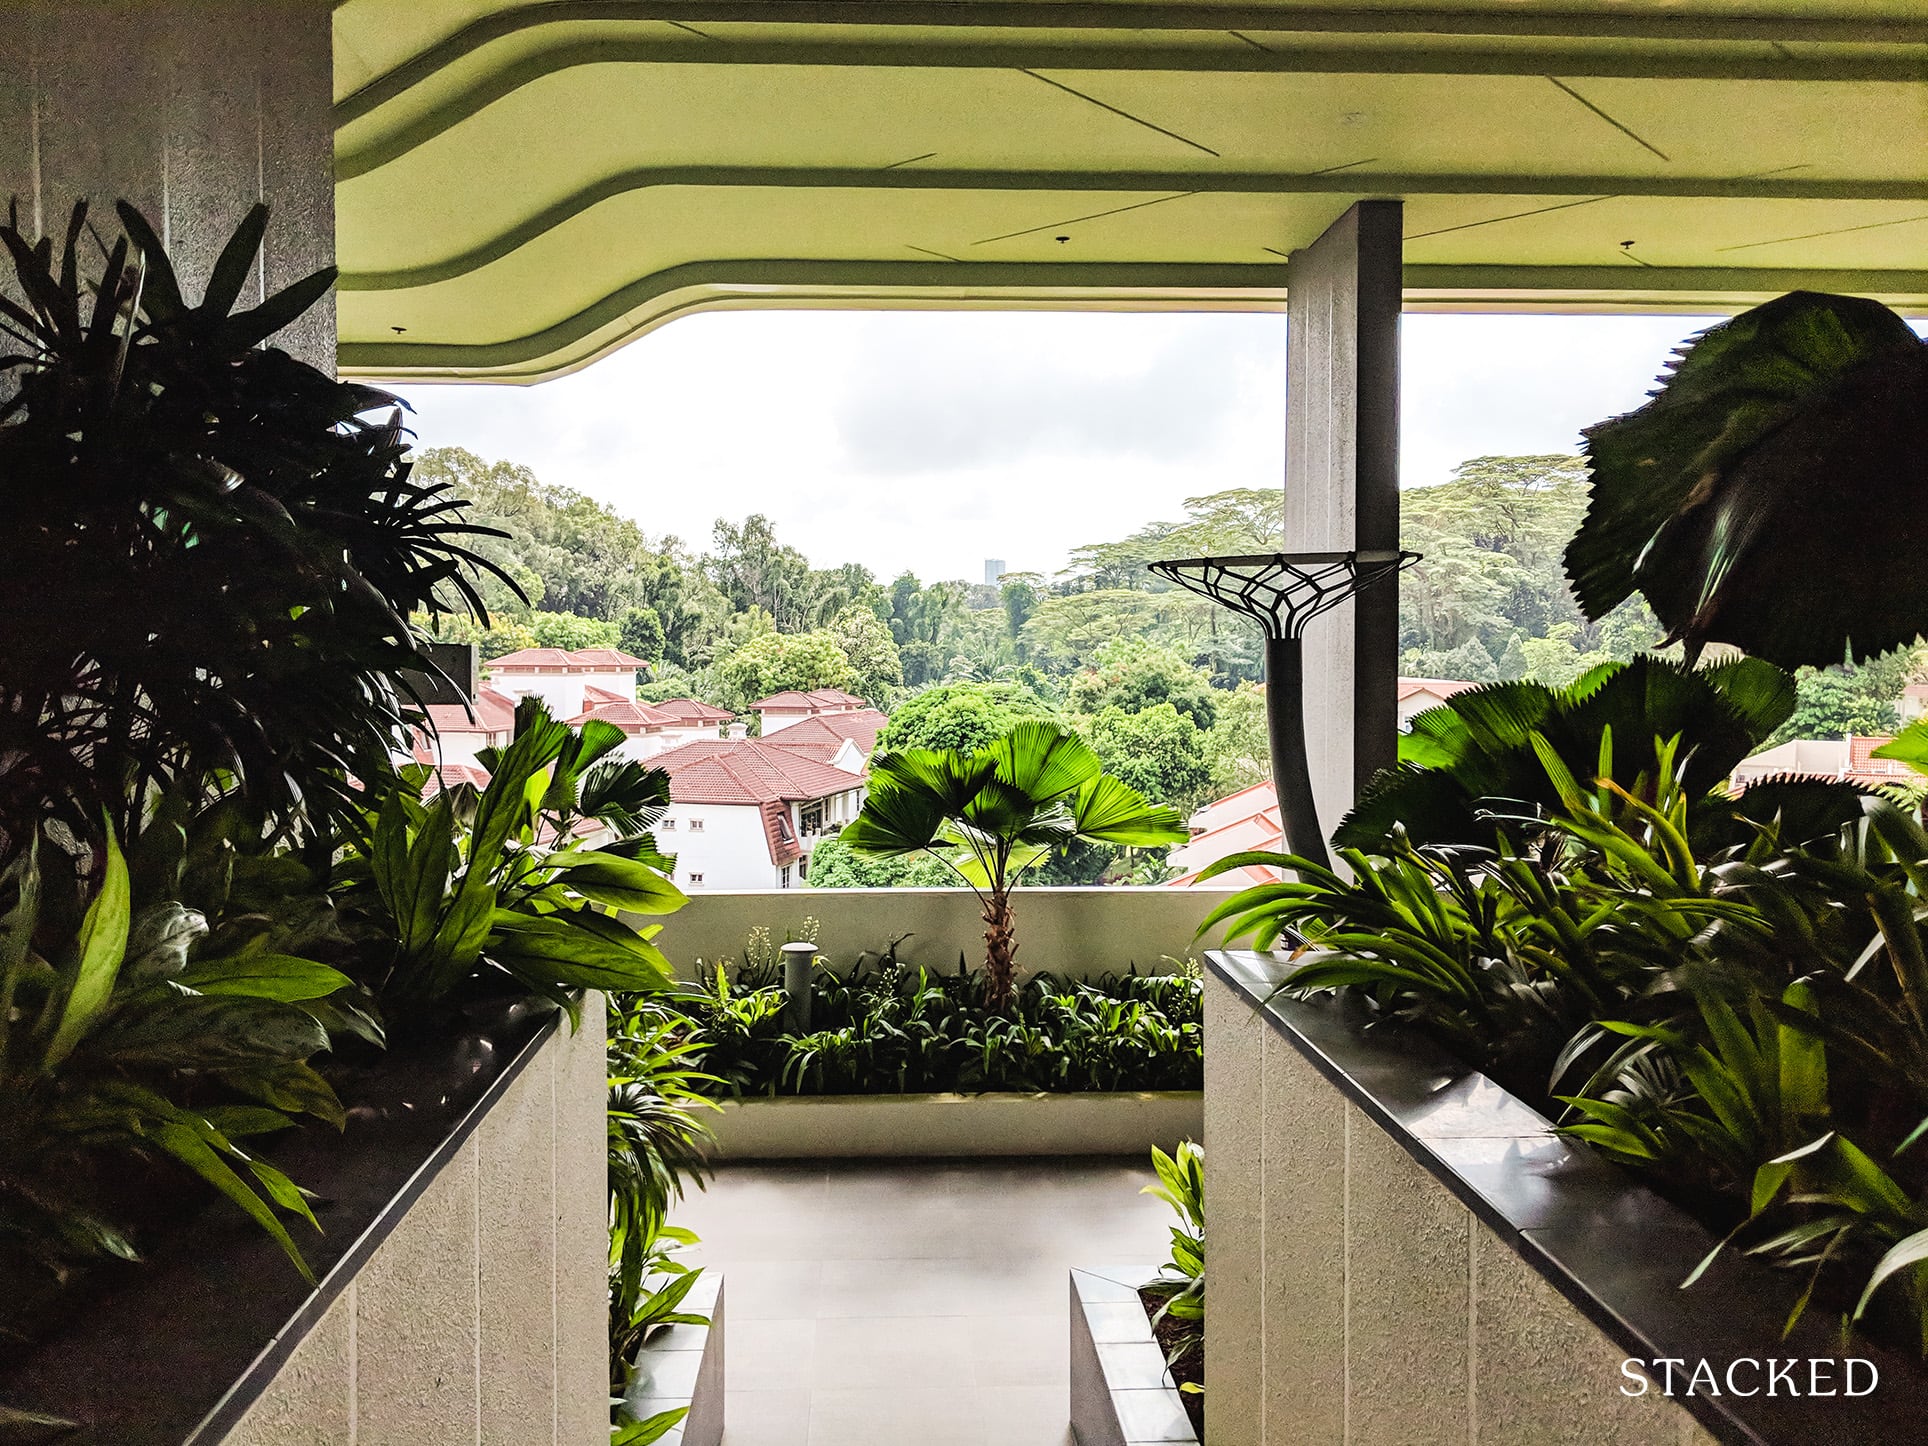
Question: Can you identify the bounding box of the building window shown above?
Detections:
[687,872,704,886]
[660,817,676,831]
[780,865,792,889]
[799,800,824,836]
[688,818,705,833]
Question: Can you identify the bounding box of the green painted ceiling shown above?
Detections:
[331,1,1928,381]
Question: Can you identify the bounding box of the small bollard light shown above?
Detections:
[779,941,817,1033]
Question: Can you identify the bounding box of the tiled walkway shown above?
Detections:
[673,1157,1169,1446]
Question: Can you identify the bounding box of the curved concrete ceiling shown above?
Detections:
[331,1,1928,382]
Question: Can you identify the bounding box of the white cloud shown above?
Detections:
[396,307,1725,584]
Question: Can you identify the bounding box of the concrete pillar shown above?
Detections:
[1284,201,1403,835]
[0,0,336,370]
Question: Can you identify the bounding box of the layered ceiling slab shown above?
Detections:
[331,1,1928,381]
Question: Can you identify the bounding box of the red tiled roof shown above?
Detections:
[1850,735,1914,781]
[650,738,866,806]
[750,687,868,711]
[760,800,802,868]
[420,761,492,795]
[1398,677,1481,703]
[421,685,518,737]
[764,709,886,755]
[650,697,736,723]
[486,646,649,672]
[568,698,680,731]
[582,683,629,705]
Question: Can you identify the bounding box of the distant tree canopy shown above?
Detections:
[419,448,1920,847]
[876,682,1057,755]
[1398,455,1664,683]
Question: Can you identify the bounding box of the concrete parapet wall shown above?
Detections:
[1203,970,1711,1446]
[660,886,1229,982]
[219,1000,608,1446]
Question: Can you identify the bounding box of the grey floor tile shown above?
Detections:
[977,1384,1073,1443]
[725,1319,817,1392]
[722,1387,811,1446]
[680,1157,1166,1446]
[808,1387,984,1446]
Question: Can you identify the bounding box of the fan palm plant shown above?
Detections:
[841,722,1187,1009]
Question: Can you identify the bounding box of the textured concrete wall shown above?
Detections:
[0,0,336,369]
[1282,201,1404,834]
[662,885,1230,981]
[1204,973,1713,1446]
[221,1001,609,1446]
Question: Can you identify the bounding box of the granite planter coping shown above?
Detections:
[1208,948,1928,1446]
[623,1272,725,1446]
[0,993,563,1444]
[1069,1264,1199,1446]
[705,1089,1204,1159]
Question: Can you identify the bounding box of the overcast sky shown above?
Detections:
[396,309,1722,585]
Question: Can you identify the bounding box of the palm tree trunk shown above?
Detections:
[982,887,1017,1012]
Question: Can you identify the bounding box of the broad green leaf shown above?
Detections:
[987,720,1101,802]
[43,830,132,1071]
[556,852,688,915]
[1071,775,1188,847]
[177,954,353,1002]
[150,1118,312,1281]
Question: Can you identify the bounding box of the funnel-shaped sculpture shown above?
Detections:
[1150,550,1417,872]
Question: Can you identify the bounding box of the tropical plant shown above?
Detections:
[840,722,1188,1008]
[1335,654,1796,851]
[0,200,515,871]
[1140,1140,1205,1395]
[678,957,1200,1098]
[607,1223,707,1439]
[1567,290,1928,670]
[0,827,354,1298]
[607,999,716,1277]
[337,698,685,1013]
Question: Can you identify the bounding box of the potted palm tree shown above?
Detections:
[841,720,1189,1011]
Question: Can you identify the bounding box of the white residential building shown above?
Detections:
[485,646,651,718]
[410,685,519,769]
[751,687,872,737]
[648,737,870,891]
[568,692,741,761]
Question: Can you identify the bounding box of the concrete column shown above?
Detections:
[0,0,336,370]
[1284,201,1403,835]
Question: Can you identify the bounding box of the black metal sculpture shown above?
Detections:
[1149,549,1418,871]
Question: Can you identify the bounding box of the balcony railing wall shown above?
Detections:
[659,885,1231,981]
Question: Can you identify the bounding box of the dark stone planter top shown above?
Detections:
[1208,949,1928,1446]
[0,994,562,1445]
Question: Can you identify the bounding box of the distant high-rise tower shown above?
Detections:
[984,559,1007,585]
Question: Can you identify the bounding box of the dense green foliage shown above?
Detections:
[0,203,513,871]
[677,957,1201,1096]
[335,698,684,1011]
[0,207,714,1434]
[1206,290,1928,1358]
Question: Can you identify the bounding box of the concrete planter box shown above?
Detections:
[623,1273,726,1446]
[706,1090,1204,1159]
[1069,1265,1199,1446]
[0,995,609,1446]
[1206,951,1928,1445]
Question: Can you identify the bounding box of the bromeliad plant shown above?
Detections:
[842,722,1188,1009]
[337,697,686,1015]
